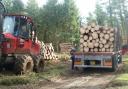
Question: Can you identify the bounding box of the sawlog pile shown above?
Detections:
[39,41,58,60]
[80,23,115,52]
[59,43,73,53]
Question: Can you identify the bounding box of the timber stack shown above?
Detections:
[80,23,115,52]
[39,42,58,60]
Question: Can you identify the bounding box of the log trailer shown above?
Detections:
[71,25,122,71]
[0,0,44,74]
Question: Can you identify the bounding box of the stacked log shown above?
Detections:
[59,43,73,53]
[39,42,58,60]
[80,23,115,52]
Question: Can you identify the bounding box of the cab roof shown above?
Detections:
[4,14,33,23]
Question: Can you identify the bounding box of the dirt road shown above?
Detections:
[39,68,117,89]
[0,63,123,89]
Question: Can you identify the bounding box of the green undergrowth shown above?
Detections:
[0,62,67,86]
[106,56,128,89]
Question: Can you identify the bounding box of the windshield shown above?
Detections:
[0,2,5,14]
[3,16,15,34]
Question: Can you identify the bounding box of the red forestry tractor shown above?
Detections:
[0,0,44,74]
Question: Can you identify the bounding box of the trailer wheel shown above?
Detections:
[14,55,34,74]
[33,56,44,73]
[111,54,118,72]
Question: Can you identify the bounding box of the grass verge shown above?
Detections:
[0,61,67,86]
[106,56,128,89]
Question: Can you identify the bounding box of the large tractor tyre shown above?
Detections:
[33,56,44,73]
[111,54,118,72]
[0,55,9,71]
[14,55,34,74]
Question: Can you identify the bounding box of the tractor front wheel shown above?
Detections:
[14,55,34,74]
[33,56,44,73]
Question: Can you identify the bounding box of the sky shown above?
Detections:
[22,0,97,17]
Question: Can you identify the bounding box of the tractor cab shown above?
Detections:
[2,15,35,39]
[0,15,38,55]
[0,0,6,14]
[0,0,6,31]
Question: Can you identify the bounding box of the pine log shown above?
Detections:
[107,30,111,34]
[92,40,96,44]
[110,48,114,52]
[90,49,94,52]
[85,29,89,33]
[80,44,83,47]
[83,25,87,29]
[94,48,98,52]
[104,27,109,30]
[110,37,114,42]
[80,48,83,52]
[88,42,94,48]
[100,33,104,38]
[110,33,114,37]
[80,28,85,34]
[103,30,107,34]
[95,25,100,31]
[87,26,91,30]
[87,40,91,43]
[80,38,84,43]
[91,23,96,28]
[84,47,89,52]
[91,28,95,32]
[102,39,107,44]
[84,35,88,40]
[99,49,102,52]
[99,44,103,48]
[94,42,99,47]
[110,28,114,32]
[104,34,110,40]
[102,48,105,52]
[89,36,93,40]
[97,31,100,34]
[104,44,109,48]
[79,24,115,52]
[92,32,98,39]
[110,44,114,48]
[106,49,110,52]
[83,42,88,47]
[80,35,83,38]
[96,39,99,42]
